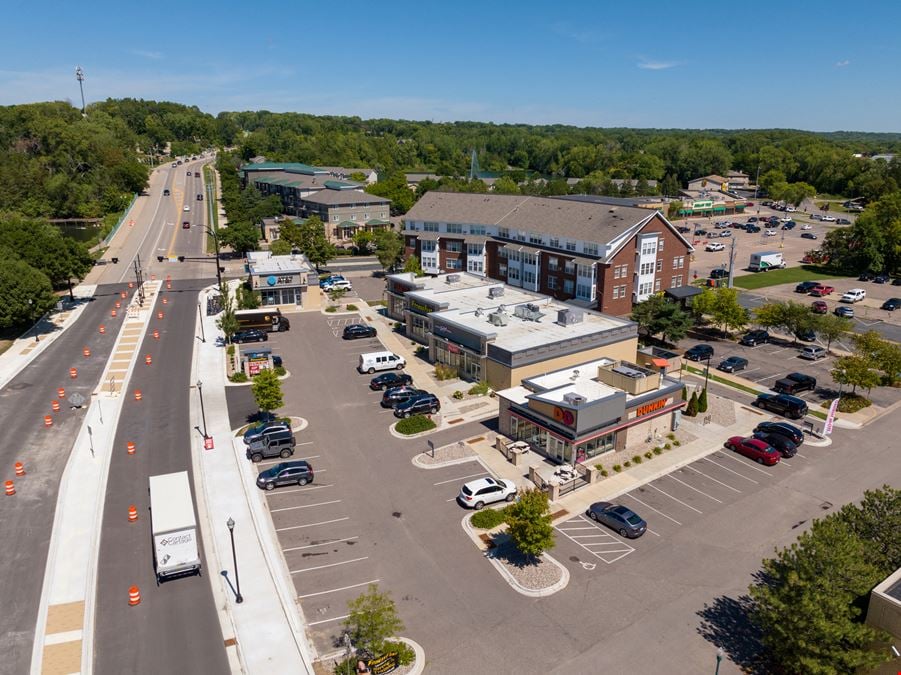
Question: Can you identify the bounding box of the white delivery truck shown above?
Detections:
[748,251,785,272]
[149,471,201,582]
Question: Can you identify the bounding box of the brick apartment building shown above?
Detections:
[401,192,693,316]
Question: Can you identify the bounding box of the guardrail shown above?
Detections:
[101,193,138,246]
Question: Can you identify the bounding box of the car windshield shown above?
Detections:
[625,514,643,526]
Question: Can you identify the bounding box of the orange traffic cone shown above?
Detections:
[69,367,78,379]
[145,354,152,366]
[152,330,159,340]
[157,311,164,320]
[44,415,53,428]
[99,324,106,334]
[83,346,91,357]
[134,390,142,401]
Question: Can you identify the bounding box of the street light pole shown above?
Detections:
[75,66,86,116]
[205,227,223,289]
[715,647,724,675]
[226,517,243,603]
[196,379,208,439]
[704,354,711,391]
[197,302,206,343]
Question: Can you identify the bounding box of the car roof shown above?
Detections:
[463,477,501,491]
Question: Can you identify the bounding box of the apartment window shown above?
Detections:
[332,215,339,222]
[564,260,575,274]
[614,266,621,279]
[548,256,559,272]
[614,264,628,279]
[350,214,357,221]
[381,212,387,219]
[671,275,683,288]
[499,264,507,276]
[470,225,486,235]
[446,258,462,270]
[654,278,661,292]
[467,259,484,273]
[421,241,436,253]
[584,243,599,256]
[467,243,483,256]
[673,255,684,269]
[498,246,508,258]
[508,267,520,281]
[515,232,526,242]
[612,285,621,300]
[523,253,536,266]
[619,284,627,297]
[638,281,653,296]
[364,213,370,220]
[641,240,657,256]
[657,239,664,252]
[639,261,654,275]
[547,276,557,290]
[508,250,521,263]
[447,223,463,234]
[523,270,536,285]
[549,237,560,249]
[566,241,577,252]
[577,282,592,299]
[498,227,510,238]
[656,259,663,272]
[423,222,439,232]
[445,241,462,252]
[529,233,543,245]
[563,278,574,294]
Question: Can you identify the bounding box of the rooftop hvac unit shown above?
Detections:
[563,392,586,406]
[526,303,540,313]
[446,274,461,283]
[514,304,544,322]
[612,365,646,379]
[488,286,505,298]
[488,311,508,326]
[557,308,584,326]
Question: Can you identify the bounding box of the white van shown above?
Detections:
[358,351,406,374]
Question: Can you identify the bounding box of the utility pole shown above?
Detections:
[727,236,737,289]
[754,164,761,199]
[75,66,86,116]
[133,254,145,306]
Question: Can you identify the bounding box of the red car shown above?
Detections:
[811,300,828,314]
[724,436,781,465]
[809,285,834,297]
[182,221,191,229]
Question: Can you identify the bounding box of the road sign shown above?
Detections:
[204,436,214,450]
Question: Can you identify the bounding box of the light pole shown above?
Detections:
[715,647,724,674]
[197,302,206,343]
[196,379,208,439]
[204,226,223,289]
[226,517,243,603]
[704,353,712,391]
[75,66,86,116]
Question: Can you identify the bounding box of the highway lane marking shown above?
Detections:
[682,466,742,493]
[276,517,349,532]
[270,499,341,513]
[166,189,187,256]
[433,472,487,486]
[648,484,703,514]
[298,579,380,599]
[265,484,334,496]
[622,494,682,526]
[664,475,723,503]
[308,614,350,626]
[701,457,760,484]
[718,452,776,476]
[283,536,359,554]
[116,186,169,282]
[291,556,369,574]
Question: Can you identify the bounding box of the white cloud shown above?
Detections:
[835,59,851,67]
[637,58,680,70]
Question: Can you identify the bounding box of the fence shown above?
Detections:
[101,193,138,247]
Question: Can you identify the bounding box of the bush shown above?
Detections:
[594,464,604,472]
[452,390,464,400]
[613,464,622,473]
[434,363,458,380]
[384,640,415,667]
[470,508,507,529]
[325,305,337,313]
[395,415,436,435]
[666,432,676,441]
[415,345,429,357]
[346,304,358,311]
[600,469,609,477]
[663,443,671,450]
[673,440,681,447]
[820,394,872,414]
[274,366,287,376]
[697,387,709,413]
[644,451,653,460]
[685,391,699,417]
[468,381,490,396]
[653,446,663,455]
[632,455,642,464]
[227,345,235,356]
[229,372,248,383]
[623,460,632,468]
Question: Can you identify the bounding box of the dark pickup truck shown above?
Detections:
[773,372,817,395]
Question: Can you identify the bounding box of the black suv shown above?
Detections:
[243,421,291,445]
[369,372,413,391]
[394,393,441,418]
[753,393,808,419]
[795,281,819,293]
[232,328,267,344]
[710,268,729,279]
[381,386,426,408]
[684,344,714,361]
[754,421,804,445]
[752,432,797,458]
[343,324,377,340]
[246,430,296,462]
[773,372,817,395]
[256,461,314,491]
[740,330,770,346]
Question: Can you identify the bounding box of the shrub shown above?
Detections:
[325,305,337,313]
[346,304,358,311]
[274,366,287,377]
[686,391,699,417]
[644,451,653,460]
[613,464,622,473]
[632,455,642,464]
[623,460,632,468]
[666,432,676,441]
[600,469,609,477]
[663,443,671,450]
[681,386,687,401]
[434,363,458,380]
[229,372,248,383]
[697,387,709,413]
[594,463,604,472]
[415,345,429,357]
[452,390,464,400]
[468,381,490,396]
[384,640,415,667]
[395,415,436,435]
[227,345,235,356]
[393,321,403,330]
[470,508,507,529]
[653,446,663,455]
[673,440,681,447]
[820,394,872,414]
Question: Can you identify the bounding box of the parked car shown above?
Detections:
[747,217,758,223]
[457,477,517,510]
[322,274,346,285]
[322,279,353,292]
[369,372,413,391]
[695,229,708,236]
[822,215,836,222]
[232,328,268,344]
[834,306,854,318]
[714,221,731,229]
[243,421,291,445]
[836,218,851,225]
[801,232,818,240]
[744,225,761,233]
[717,356,749,373]
[740,330,770,346]
[811,214,823,221]
[677,226,691,233]
[893,278,901,286]
[342,324,377,340]
[586,502,647,538]
[773,372,817,395]
[255,461,314,491]
[724,436,781,465]
[874,274,889,284]
[841,288,867,303]
[798,345,827,360]
[245,430,296,462]
[684,344,714,361]
[764,229,778,237]
[752,432,797,458]
[781,221,796,230]
[393,393,441,418]
[794,329,816,342]
[380,386,427,408]
[811,300,828,314]
[858,272,875,282]
[753,393,809,419]
[705,242,725,252]
[754,421,804,445]
[809,285,834,296]
[800,223,813,230]
[719,230,732,238]
[710,268,729,279]
[881,298,901,311]
[795,281,819,293]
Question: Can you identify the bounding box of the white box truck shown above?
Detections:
[748,251,785,272]
[149,471,201,582]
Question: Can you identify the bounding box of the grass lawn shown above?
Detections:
[732,265,852,290]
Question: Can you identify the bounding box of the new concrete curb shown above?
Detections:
[411,453,479,469]
[398,637,426,675]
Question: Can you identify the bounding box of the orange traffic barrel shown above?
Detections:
[128,505,138,522]
[57,387,65,398]
[152,329,159,340]
[128,586,141,606]
[128,281,134,289]
[110,309,117,318]
[83,346,91,357]
[15,462,25,477]
[165,281,171,290]
[99,324,106,334]
[157,311,164,320]
[134,390,142,401]
[5,481,14,496]
[120,291,127,299]
[162,297,168,305]
[51,400,60,412]
[145,354,152,366]
[127,441,136,455]
[115,300,121,309]
[44,415,53,427]
[69,367,78,379]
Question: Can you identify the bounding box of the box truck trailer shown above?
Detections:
[235,308,290,332]
[748,251,785,272]
[149,471,201,582]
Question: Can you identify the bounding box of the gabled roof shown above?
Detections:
[689,174,727,184]
[302,188,391,206]
[241,162,327,175]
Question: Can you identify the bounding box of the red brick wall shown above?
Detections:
[440,237,464,272]
[538,252,577,300]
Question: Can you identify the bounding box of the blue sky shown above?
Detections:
[2,0,899,131]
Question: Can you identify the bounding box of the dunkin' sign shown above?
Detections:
[635,399,668,417]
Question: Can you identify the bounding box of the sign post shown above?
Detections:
[427,439,435,458]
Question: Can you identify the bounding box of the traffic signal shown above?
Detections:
[111,257,119,264]
[219,266,225,273]
[157,256,164,263]
[178,256,186,263]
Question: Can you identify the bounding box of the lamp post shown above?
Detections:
[197,302,206,343]
[715,647,724,674]
[196,379,208,439]
[226,517,243,603]
[704,353,712,391]
[205,226,223,288]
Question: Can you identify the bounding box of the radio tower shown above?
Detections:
[469,149,480,181]
[75,66,86,116]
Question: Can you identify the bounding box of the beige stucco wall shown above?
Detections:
[867,568,901,639]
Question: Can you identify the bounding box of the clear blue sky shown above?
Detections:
[2,0,899,132]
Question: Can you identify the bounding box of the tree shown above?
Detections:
[492,176,520,194]
[697,387,708,413]
[630,295,692,344]
[685,391,698,417]
[365,173,413,215]
[402,255,424,276]
[352,230,374,254]
[218,220,260,255]
[216,283,239,343]
[297,216,336,270]
[753,301,813,341]
[0,259,57,328]
[371,229,404,271]
[876,341,901,387]
[503,488,555,559]
[251,367,284,413]
[836,486,901,573]
[748,515,890,674]
[831,355,880,395]
[694,287,748,336]
[237,284,259,309]
[344,583,405,656]
[269,239,292,255]
[811,313,851,354]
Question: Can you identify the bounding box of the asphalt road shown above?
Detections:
[228,310,901,673]
[0,285,127,674]
[93,278,228,675]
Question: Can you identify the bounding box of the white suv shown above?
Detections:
[458,477,517,510]
[705,242,725,252]
[322,279,353,292]
[840,289,866,303]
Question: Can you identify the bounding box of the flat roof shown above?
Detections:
[530,380,618,406]
[247,252,314,275]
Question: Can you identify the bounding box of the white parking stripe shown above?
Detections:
[682,466,741,493]
[795,452,808,459]
[299,579,380,599]
[283,536,359,553]
[296,441,314,446]
[276,517,349,532]
[308,614,350,626]
[701,457,760,484]
[665,475,723,503]
[646,528,661,537]
[648,484,703,514]
[270,499,341,513]
[433,472,487,486]
[266,484,334,496]
[621,494,681,526]
[756,372,784,382]
[258,454,320,466]
[719,452,776,476]
[779,459,792,467]
[291,557,369,574]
